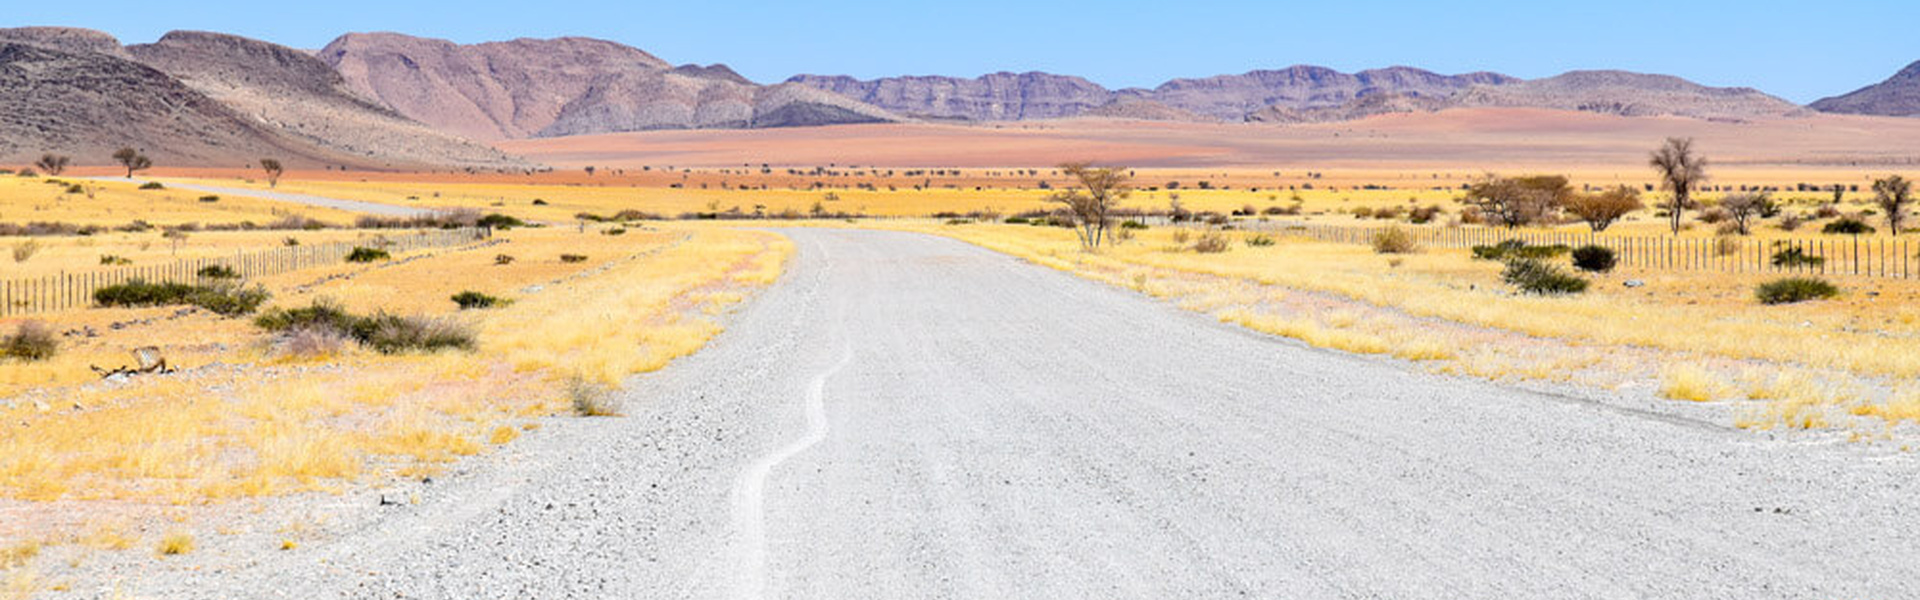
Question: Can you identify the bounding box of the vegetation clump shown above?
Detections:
[93,279,269,316]
[1755,277,1840,305]
[345,246,391,263]
[1570,245,1617,272]
[1191,230,1231,253]
[477,213,525,229]
[197,265,239,279]
[1770,246,1825,269]
[1370,226,1418,254]
[559,254,588,263]
[2,320,58,361]
[1471,239,1570,261]
[1502,257,1589,295]
[1822,217,1875,235]
[1244,233,1276,247]
[451,291,509,310]
[255,300,475,354]
[138,182,165,190]
[567,375,621,417]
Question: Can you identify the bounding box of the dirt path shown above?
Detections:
[123,228,1920,599]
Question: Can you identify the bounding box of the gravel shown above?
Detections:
[116,228,1920,599]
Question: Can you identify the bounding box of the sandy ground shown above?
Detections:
[80,177,434,217]
[497,109,1920,171]
[75,228,1919,599]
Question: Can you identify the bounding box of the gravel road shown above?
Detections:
[135,228,1920,599]
[82,177,433,217]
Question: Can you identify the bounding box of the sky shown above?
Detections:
[11,0,1916,103]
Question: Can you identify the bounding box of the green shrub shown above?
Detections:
[1570,245,1616,272]
[1471,239,1569,261]
[1120,220,1148,230]
[93,279,268,316]
[197,265,239,279]
[944,219,971,225]
[345,246,390,263]
[138,182,164,190]
[476,213,525,229]
[602,227,626,236]
[1371,226,1418,254]
[1770,246,1825,268]
[65,184,85,194]
[450,291,508,310]
[559,254,588,263]
[256,301,475,354]
[1822,217,1875,235]
[1755,277,1840,304]
[494,254,515,265]
[2,320,57,361]
[99,255,132,266]
[1003,216,1031,225]
[1502,258,1589,295]
[197,195,219,203]
[1471,239,1527,260]
[1244,233,1276,247]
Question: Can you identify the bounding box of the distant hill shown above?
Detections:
[1448,70,1805,120]
[320,33,903,140]
[1810,61,1920,117]
[128,30,525,169]
[785,72,1115,121]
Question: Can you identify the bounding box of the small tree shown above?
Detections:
[1717,192,1775,236]
[1045,162,1132,249]
[112,147,152,178]
[1873,175,1912,234]
[1561,185,1643,232]
[1463,174,1569,229]
[259,158,284,188]
[1649,137,1708,235]
[34,153,69,176]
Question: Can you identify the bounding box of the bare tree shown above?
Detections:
[1045,162,1131,249]
[34,153,69,176]
[1560,185,1644,232]
[1717,192,1775,235]
[1873,175,1913,234]
[1463,174,1569,229]
[1649,137,1707,235]
[259,158,284,188]
[112,147,152,178]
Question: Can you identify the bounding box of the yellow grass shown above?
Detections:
[0,175,355,227]
[154,531,192,557]
[1659,366,1734,402]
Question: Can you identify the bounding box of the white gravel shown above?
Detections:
[115,228,1920,599]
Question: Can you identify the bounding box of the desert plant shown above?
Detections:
[1717,192,1774,235]
[1370,226,1418,254]
[93,280,268,316]
[1777,213,1805,231]
[602,228,627,236]
[1120,219,1148,230]
[1770,246,1825,269]
[1244,233,1276,247]
[1713,235,1743,257]
[345,247,391,263]
[113,147,152,178]
[256,301,474,354]
[1650,137,1708,235]
[197,265,239,279]
[477,213,525,229]
[33,153,69,176]
[1873,175,1913,234]
[1822,217,1875,235]
[259,158,284,188]
[1570,245,1616,272]
[1191,230,1230,253]
[138,182,164,190]
[156,531,193,557]
[197,195,219,203]
[99,254,132,265]
[1755,277,1840,305]
[1463,174,1570,229]
[273,325,352,360]
[494,254,515,265]
[1046,162,1132,248]
[567,375,621,417]
[559,254,588,263]
[1502,257,1589,295]
[1471,240,1568,261]
[11,240,41,263]
[450,291,508,310]
[2,320,58,361]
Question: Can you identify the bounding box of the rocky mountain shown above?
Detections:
[1447,70,1804,120]
[0,40,335,167]
[0,26,130,59]
[128,30,524,169]
[785,72,1115,121]
[320,33,903,139]
[1245,92,1455,124]
[1138,65,1518,120]
[1081,99,1214,123]
[1810,61,1920,117]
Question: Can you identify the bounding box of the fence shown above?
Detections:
[1,228,491,317]
[1252,220,1920,279]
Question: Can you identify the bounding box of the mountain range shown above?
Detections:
[1,26,1916,169]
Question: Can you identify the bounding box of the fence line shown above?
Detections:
[1,228,491,317]
[1249,220,1915,279]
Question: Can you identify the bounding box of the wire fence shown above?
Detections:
[1251,220,1920,279]
[1,228,491,317]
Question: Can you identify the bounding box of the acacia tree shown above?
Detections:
[1560,185,1643,232]
[1649,137,1707,235]
[112,147,152,178]
[1045,162,1131,249]
[1873,175,1912,234]
[34,153,69,176]
[1717,192,1775,235]
[259,158,284,188]
[1463,174,1569,229]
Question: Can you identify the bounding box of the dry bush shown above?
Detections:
[2,321,58,361]
[1370,226,1418,254]
[1170,229,1192,244]
[1191,230,1230,253]
[274,326,351,360]
[1714,235,1743,257]
[567,375,621,417]
[10,240,41,263]
[156,531,194,557]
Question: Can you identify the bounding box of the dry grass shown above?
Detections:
[1659,366,1734,402]
[154,531,193,557]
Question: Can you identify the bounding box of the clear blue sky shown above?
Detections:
[12,0,1915,103]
